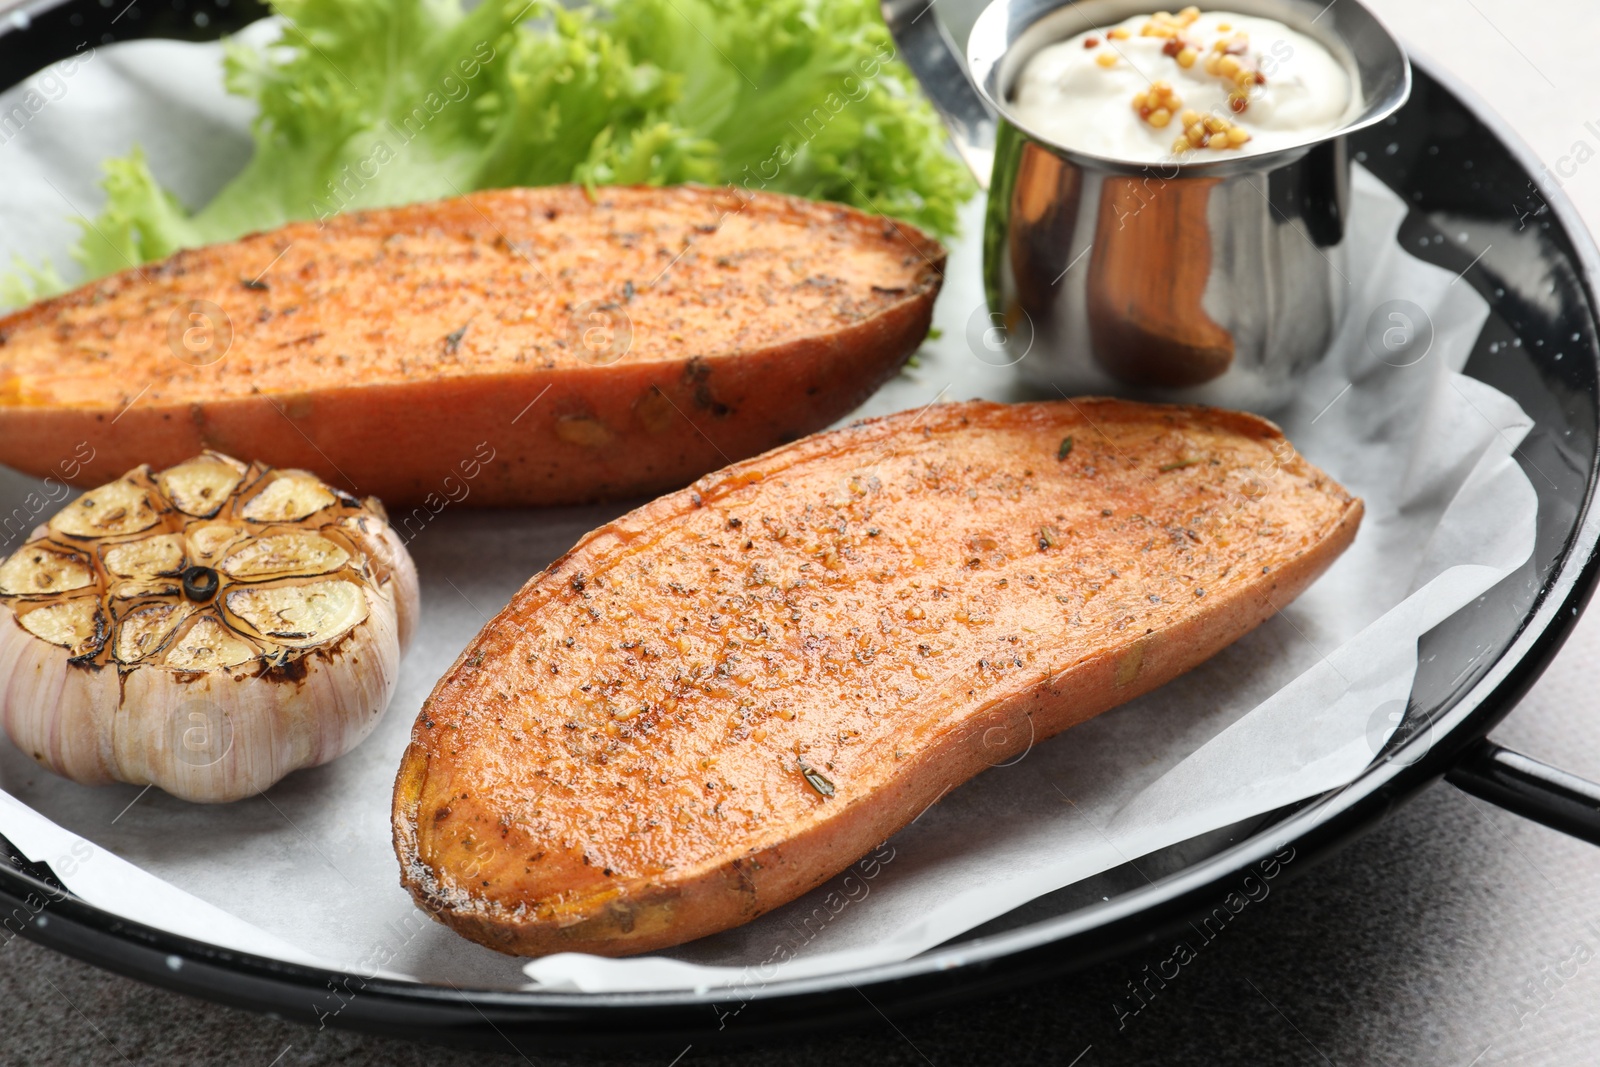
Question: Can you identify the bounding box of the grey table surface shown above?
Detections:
[5,0,1600,1064]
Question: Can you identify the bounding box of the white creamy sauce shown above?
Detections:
[1008,9,1352,164]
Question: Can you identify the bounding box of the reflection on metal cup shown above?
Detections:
[991,131,1350,409]
[1085,172,1236,389]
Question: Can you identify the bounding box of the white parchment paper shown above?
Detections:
[0,34,1536,994]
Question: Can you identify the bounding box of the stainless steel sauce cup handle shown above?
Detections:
[880,0,997,189]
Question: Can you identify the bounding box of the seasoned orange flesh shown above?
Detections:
[400,400,1360,952]
[0,185,940,409]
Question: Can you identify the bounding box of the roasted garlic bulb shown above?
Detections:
[0,452,419,802]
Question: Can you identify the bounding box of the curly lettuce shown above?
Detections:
[13,0,971,301]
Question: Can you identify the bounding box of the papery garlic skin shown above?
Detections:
[0,452,420,802]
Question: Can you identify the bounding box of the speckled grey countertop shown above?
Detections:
[4,0,1600,1063]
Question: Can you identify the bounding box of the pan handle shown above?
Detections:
[880,0,997,188]
[1447,740,1600,846]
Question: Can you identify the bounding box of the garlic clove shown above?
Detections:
[49,476,162,539]
[161,614,259,670]
[225,579,368,648]
[16,596,106,657]
[155,452,248,518]
[103,533,185,579]
[0,542,94,595]
[240,471,338,523]
[114,601,192,664]
[185,522,250,563]
[108,577,182,601]
[220,531,350,582]
[330,514,419,652]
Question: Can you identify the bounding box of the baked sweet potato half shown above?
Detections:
[393,399,1362,957]
[0,186,943,507]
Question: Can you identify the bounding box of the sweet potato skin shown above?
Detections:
[0,186,943,507]
[393,399,1362,957]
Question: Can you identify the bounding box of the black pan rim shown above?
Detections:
[0,46,1596,1052]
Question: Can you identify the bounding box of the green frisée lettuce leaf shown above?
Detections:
[10,0,972,302]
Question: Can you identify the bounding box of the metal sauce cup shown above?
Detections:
[883,0,1411,411]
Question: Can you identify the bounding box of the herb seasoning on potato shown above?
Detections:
[0,186,944,507]
[393,399,1360,957]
